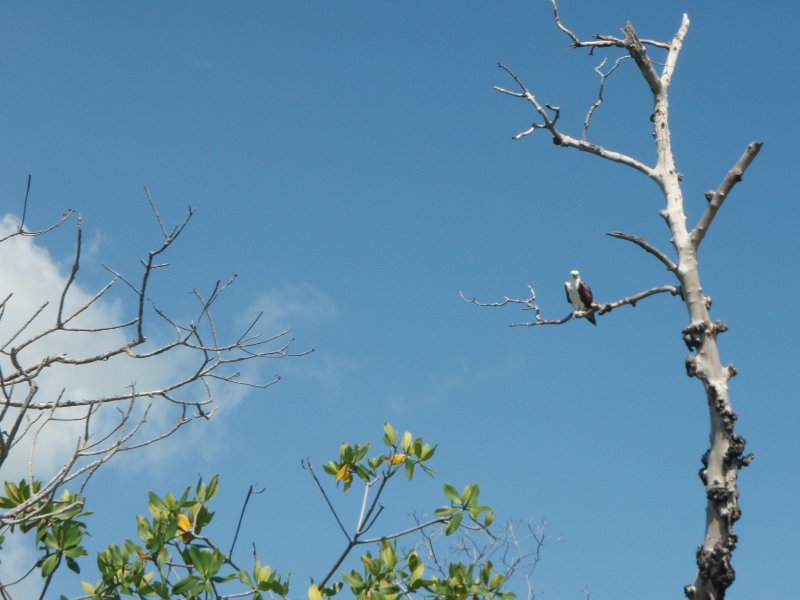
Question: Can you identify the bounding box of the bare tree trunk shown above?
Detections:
[476,5,762,597]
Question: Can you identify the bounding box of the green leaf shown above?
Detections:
[421,444,436,460]
[419,463,436,477]
[341,571,363,590]
[410,562,424,585]
[442,484,461,504]
[80,581,96,595]
[434,506,455,517]
[490,573,505,589]
[404,459,415,480]
[412,440,422,458]
[340,443,353,463]
[383,423,397,446]
[380,539,396,569]
[461,483,476,503]
[206,474,219,501]
[400,431,412,453]
[445,512,463,536]
[256,563,272,583]
[172,576,198,595]
[355,443,370,462]
[40,553,60,577]
[238,569,253,586]
[66,556,82,573]
[484,511,495,527]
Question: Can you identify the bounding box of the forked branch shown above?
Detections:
[461,284,680,327]
[0,186,302,533]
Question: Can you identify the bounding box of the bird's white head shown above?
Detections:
[570,270,580,279]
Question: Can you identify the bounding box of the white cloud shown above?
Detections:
[241,282,338,335]
[0,531,42,599]
[0,215,217,485]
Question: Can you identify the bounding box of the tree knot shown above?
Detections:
[685,356,698,377]
[682,322,708,350]
[695,544,736,591]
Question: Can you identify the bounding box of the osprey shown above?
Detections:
[565,270,597,325]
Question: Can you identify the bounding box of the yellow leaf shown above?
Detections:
[308,583,322,600]
[177,513,191,532]
[335,464,352,483]
[177,513,193,542]
[335,463,353,493]
[388,453,406,466]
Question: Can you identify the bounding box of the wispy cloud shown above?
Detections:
[0,215,217,484]
[240,282,338,336]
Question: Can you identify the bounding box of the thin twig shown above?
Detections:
[18,174,32,232]
[228,484,265,559]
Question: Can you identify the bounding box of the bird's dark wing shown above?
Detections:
[578,280,594,308]
[578,281,597,325]
[564,283,571,305]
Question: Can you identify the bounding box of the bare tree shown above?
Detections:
[0,182,304,536]
[464,3,761,598]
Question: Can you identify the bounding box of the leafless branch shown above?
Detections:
[550,0,670,50]
[584,56,629,140]
[607,231,677,271]
[622,22,662,94]
[0,188,301,535]
[303,459,350,542]
[228,484,265,559]
[464,283,680,327]
[691,142,763,248]
[494,64,657,180]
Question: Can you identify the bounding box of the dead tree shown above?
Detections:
[0,183,305,536]
[464,3,761,598]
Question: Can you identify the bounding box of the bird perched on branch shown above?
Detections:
[565,270,597,325]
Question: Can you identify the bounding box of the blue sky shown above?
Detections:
[0,2,797,598]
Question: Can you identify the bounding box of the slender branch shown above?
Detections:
[494,64,657,180]
[465,284,680,328]
[18,174,32,232]
[595,284,681,315]
[303,460,350,541]
[607,231,677,272]
[360,516,449,545]
[661,14,690,89]
[228,485,264,559]
[583,56,629,140]
[691,142,763,248]
[550,0,670,50]
[144,186,169,239]
[56,215,82,328]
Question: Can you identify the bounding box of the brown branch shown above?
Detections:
[691,142,763,249]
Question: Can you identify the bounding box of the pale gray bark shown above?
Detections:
[486,4,762,598]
